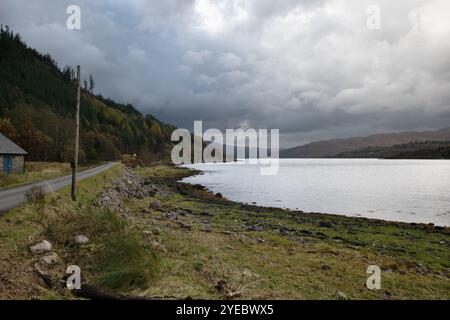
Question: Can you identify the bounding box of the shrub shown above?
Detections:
[90,210,159,290]
[25,186,46,213]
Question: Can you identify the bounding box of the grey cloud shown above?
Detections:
[1,0,449,148]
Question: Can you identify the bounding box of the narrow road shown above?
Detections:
[0,162,117,214]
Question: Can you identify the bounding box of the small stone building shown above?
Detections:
[0,133,27,175]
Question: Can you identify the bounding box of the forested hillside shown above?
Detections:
[336,141,450,159]
[0,26,175,162]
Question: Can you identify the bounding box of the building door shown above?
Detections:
[3,155,13,175]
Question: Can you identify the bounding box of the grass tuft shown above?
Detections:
[94,231,159,290]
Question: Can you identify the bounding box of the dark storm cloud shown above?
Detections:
[1,0,449,147]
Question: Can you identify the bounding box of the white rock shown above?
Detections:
[30,240,52,254]
[74,235,90,244]
[41,252,59,265]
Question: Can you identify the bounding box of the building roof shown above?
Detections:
[0,133,27,155]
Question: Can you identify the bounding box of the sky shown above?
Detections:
[1,0,449,147]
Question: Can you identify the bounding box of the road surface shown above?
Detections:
[0,162,117,214]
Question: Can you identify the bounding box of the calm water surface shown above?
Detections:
[182,159,450,226]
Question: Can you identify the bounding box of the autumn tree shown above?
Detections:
[0,117,18,141]
[19,120,49,160]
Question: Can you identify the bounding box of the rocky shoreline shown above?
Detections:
[95,165,450,252]
[97,165,449,269]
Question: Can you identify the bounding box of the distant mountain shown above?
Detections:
[336,140,450,159]
[280,127,450,158]
[0,26,175,162]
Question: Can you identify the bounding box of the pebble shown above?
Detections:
[74,235,89,244]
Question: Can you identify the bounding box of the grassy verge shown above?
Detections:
[43,206,159,292]
[0,163,158,299]
[0,161,104,190]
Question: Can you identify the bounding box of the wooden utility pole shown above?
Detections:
[71,65,81,201]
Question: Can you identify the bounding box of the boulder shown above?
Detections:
[41,252,59,265]
[74,235,90,245]
[30,240,52,254]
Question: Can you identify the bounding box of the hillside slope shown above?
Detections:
[0,26,174,162]
[280,127,450,158]
[336,141,450,159]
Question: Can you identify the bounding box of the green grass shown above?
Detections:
[42,205,160,292]
[94,226,159,290]
[0,162,71,189]
[0,161,103,190]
